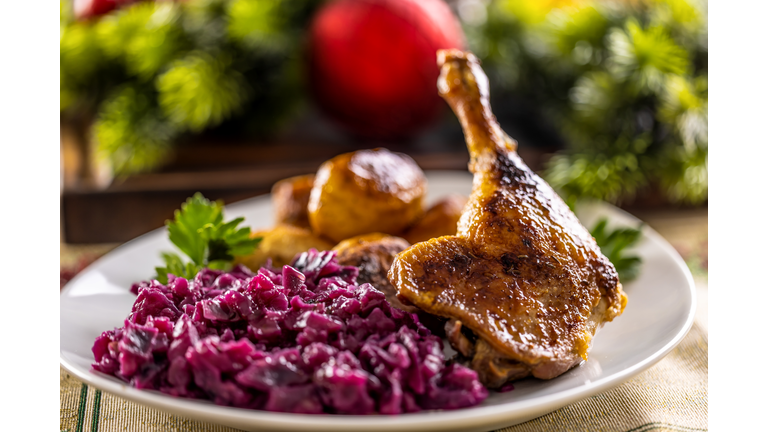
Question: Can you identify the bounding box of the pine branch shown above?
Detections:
[156,52,248,132]
[94,85,177,174]
[95,3,186,79]
[467,0,707,205]
[545,149,648,206]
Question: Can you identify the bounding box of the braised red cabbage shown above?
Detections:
[92,249,487,414]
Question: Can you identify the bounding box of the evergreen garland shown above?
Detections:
[60,0,322,175]
[62,0,708,206]
[462,0,708,205]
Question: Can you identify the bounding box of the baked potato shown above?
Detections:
[235,224,334,270]
[308,148,426,243]
[402,194,468,244]
[271,174,314,228]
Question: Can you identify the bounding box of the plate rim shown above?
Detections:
[60,172,697,431]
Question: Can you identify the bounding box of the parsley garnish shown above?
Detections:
[590,218,643,282]
[154,193,261,284]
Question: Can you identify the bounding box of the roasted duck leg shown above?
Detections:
[388,50,627,387]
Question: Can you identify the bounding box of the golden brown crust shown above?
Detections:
[388,50,627,384]
[271,174,315,228]
[402,194,467,244]
[308,148,426,243]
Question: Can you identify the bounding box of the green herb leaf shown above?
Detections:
[199,217,261,261]
[166,193,223,266]
[153,192,261,281]
[154,252,199,285]
[591,217,643,282]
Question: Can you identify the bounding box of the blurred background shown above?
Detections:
[60,0,707,245]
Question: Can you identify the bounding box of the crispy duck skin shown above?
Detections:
[388,50,627,386]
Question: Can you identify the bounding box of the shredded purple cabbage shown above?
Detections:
[92,250,487,414]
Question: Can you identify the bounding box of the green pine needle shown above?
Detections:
[651,0,705,39]
[156,52,247,132]
[659,74,708,149]
[496,0,554,25]
[546,5,609,62]
[125,4,183,79]
[608,19,690,93]
[60,0,326,175]
[227,0,287,50]
[61,22,104,83]
[96,3,184,79]
[658,144,708,204]
[568,71,618,126]
[545,149,648,205]
[467,1,707,206]
[94,85,176,174]
[94,4,151,60]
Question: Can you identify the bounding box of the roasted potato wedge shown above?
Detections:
[271,174,315,228]
[308,148,426,243]
[402,194,468,244]
[235,224,334,270]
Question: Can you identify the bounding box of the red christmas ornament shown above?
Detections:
[307,0,465,138]
[74,0,120,19]
[74,0,152,20]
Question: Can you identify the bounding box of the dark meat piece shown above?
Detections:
[444,319,475,358]
[333,233,416,312]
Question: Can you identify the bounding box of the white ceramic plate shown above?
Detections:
[60,171,696,432]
